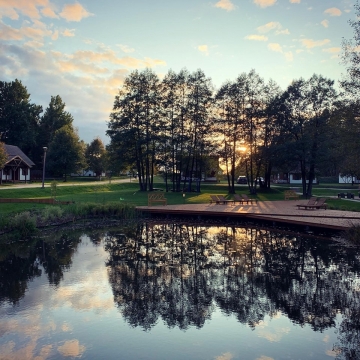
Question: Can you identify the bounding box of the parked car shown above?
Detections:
[237,176,247,184]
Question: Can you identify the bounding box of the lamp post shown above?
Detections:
[42,147,47,189]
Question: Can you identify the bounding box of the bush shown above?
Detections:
[41,206,64,222]
[65,202,136,219]
[10,211,37,237]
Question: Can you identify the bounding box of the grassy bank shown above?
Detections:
[1,181,360,241]
[1,181,360,211]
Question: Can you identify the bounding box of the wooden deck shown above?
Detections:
[137,200,360,230]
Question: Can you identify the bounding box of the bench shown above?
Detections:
[148,192,167,206]
[284,190,299,200]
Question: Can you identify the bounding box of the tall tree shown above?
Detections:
[39,95,74,148]
[46,125,86,181]
[108,69,161,191]
[278,75,336,196]
[0,79,42,163]
[341,0,360,97]
[183,69,214,192]
[85,138,107,179]
[159,69,190,192]
[328,101,360,180]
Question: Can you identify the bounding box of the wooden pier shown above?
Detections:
[137,200,360,231]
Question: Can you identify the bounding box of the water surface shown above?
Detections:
[0,223,359,360]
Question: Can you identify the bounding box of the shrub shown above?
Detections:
[10,211,37,237]
[41,206,64,222]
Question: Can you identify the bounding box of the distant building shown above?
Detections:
[1,145,35,183]
[339,174,360,184]
[71,170,106,177]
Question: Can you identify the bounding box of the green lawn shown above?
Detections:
[1,181,360,216]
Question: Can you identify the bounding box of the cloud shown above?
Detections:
[256,357,274,360]
[321,19,329,28]
[268,43,293,61]
[0,0,63,21]
[276,29,290,35]
[257,22,281,33]
[0,20,55,42]
[300,38,331,48]
[257,327,291,342]
[0,0,46,20]
[62,29,75,37]
[245,34,268,41]
[215,352,234,360]
[324,8,342,17]
[60,3,93,22]
[198,44,209,55]
[117,44,135,53]
[256,21,290,35]
[0,23,23,40]
[51,29,59,40]
[214,0,235,11]
[57,340,85,358]
[268,43,282,52]
[322,47,340,53]
[24,40,44,48]
[253,0,277,8]
[322,47,340,58]
[41,6,58,19]
[289,0,300,3]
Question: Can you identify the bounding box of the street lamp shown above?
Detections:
[42,147,47,189]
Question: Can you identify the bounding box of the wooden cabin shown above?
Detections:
[1,145,35,183]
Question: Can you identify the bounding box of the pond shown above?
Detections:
[0,222,359,360]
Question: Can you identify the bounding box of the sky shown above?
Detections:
[0,0,356,144]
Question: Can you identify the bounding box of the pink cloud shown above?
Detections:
[60,3,93,22]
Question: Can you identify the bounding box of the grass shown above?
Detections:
[1,180,360,217]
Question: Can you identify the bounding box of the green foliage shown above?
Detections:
[39,95,74,147]
[9,211,37,237]
[41,206,64,221]
[0,79,42,161]
[66,202,136,218]
[47,125,86,181]
[85,138,107,177]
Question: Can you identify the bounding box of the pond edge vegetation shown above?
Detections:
[0,202,137,239]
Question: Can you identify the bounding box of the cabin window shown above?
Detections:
[22,168,28,176]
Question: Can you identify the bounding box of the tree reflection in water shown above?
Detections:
[103,222,360,358]
[0,222,359,359]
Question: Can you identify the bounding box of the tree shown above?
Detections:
[215,70,268,194]
[85,138,107,179]
[0,142,7,185]
[39,95,74,148]
[108,69,161,191]
[328,101,360,179]
[0,79,42,163]
[341,0,360,97]
[182,69,214,192]
[277,75,336,196]
[159,69,190,192]
[46,125,86,181]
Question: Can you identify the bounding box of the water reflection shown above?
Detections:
[0,222,359,359]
